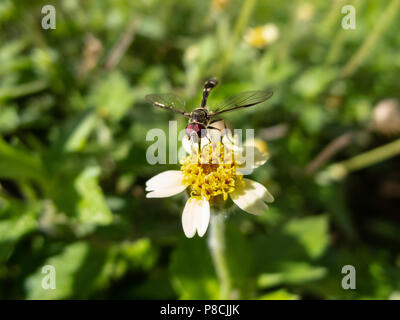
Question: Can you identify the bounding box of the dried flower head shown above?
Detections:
[371,99,400,136]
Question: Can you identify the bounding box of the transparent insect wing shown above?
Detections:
[211,90,273,115]
[145,93,189,116]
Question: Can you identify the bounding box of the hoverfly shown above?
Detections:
[145,77,273,152]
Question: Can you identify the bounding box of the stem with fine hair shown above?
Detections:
[322,137,400,181]
[208,212,232,299]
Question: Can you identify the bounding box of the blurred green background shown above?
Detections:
[1,0,400,300]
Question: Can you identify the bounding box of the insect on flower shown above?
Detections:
[145,78,274,238]
[145,77,273,153]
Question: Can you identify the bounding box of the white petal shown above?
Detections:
[182,136,195,154]
[196,199,210,237]
[145,170,186,198]
[181,198,201,238]
[146,170,185,190]
[235,146,270,175]
[222,135,269,174]
[231,193,269,215]
[249,146,269,168]
[230,178,274,215]
[244,139,270,168]
[182,134,215,155]
[146,185,187,198]
[244,178,274,203]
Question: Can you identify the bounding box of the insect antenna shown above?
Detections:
[201,77,218,107]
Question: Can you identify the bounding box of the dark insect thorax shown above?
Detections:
[191,108,208,124]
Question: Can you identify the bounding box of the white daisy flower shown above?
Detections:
[244,23,279,49]
[145,133,274,238]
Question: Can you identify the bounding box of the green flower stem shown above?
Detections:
[326,137,400,180]
[208,212,232,299]
[324,0,364,65]
[320,0,346,36]
[340,0,400,78]
[325,28,346,65]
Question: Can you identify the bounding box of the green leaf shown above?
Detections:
[52,109,98,153]
[252,216,330,289]
[0,210,37,262]
[0,105,19,133]
[0,137,44,181]
[284,215,329,259]
[25,242,88,299]
[64,113,97,152]
[258,289,299,300]
[300,104,328,134]
[88,71,135,122]
[257,263,327,288]
[75,166,113,225]
[25,242,114,299]
[119,238,158,270]
[169,237,219,299]
[293,67,337,99]
[0,80,47,102]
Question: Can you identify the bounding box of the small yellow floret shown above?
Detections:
[180,143,243,201]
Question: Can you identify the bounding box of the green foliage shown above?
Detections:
[75,166,113,225]
[1,0,400,300]
[26,242,91,299]
[0,137,44,181]
[258,289,299,300]
[87,72,135,122]
[253,215,329,291]
[0,205,38,262]
[170,237,220,299]
[284,215,329,259]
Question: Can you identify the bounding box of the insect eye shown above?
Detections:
[186,123,206,138]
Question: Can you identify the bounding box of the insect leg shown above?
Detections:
[198,135,201,156]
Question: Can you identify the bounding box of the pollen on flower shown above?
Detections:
[180,143,244,201]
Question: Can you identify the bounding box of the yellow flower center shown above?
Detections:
[180,143,243,201]
[247,27,268,48]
